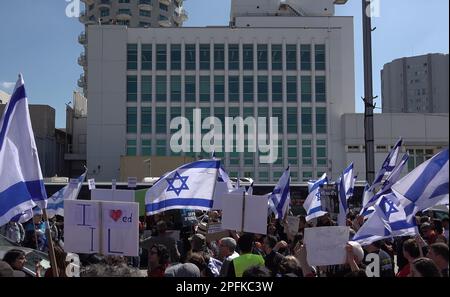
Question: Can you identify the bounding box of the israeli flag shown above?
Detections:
[337,163,354,226]
[353,192,418,246]
[145,159,220,215]
[268,167,291,219]
[371,138,403,191]
[347,175,357,198]
[47,171,87,218]
[304,173,328,222]
[393,148,449,220]
[218,166,234,192]
[0,75,47,227]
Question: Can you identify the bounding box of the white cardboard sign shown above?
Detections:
[88,179,96,190]
[127,177,137,188]
[285,216,300,235]
[64,200,139,257]
[91,189,135,202]
[304,226,350,266]
[221,193,268,235]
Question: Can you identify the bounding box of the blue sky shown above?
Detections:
[0,0,448,128]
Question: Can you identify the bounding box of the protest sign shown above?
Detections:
[285,216,300,235]
[88,179,96,190]
[320,184,339,219]
[221,193,268,235]
[304,226,350,266]
[205,222,230,242]
[91,189,135,202]
[181,209,198,227]
[128,177,138,188]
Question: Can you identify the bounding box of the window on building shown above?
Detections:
[317,139,327,167]
[228,44,239,70]
[141,75,152,102]
[155,76,167,102]
[257,44,268,70]
[142,139,151,156]
[156,44,167,70]
[286,44,297,70]
[301,76,312,102]
[316,76,326,102]
[170,107,181,121]
[407,148,435,172]
[300,45,311,71]
[287,108,297,134]
[302,139,312,166]
[272,44,282,70]
[214,76,224,101]
[139,10,151,17]
[141,44,152,70]
[302,171,313,182]
[127,44,137,70]
[200,44,210,70]
[214,44,225,70]
[100,8,110,17]
[288,139,298,165]
[200,76,210,102]
[214,107,225,125]
[228,76,239,102]
[272,107,283,134]
[159,3,168,11]
[127,140,136,156]
[258,76,268,102]
[170,76,181,102]
[243,44,253,70]
[287,76,297,102]
[259,171,269,182]
[316,107,327,134]
[301,108,312,134]
[315,44,326,70]
[272,76,282,102]
[127,76,137,102]
[141,107,152,134]
[119,0,130,3]
[127,107,137,133]
[184,76,195,102]
[118,8,131,16]
[243,76,254,102]
[185,44,196,70]
[156,107,166,134]
[156,139,166,156]
[171,44,181,70]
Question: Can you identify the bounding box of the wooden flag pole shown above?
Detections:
[42,208,59,277]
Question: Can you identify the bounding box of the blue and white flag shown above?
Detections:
[268,167,291,219]
[393,148,449,220]
[347,175,357,198]
[353,192,418,246]
[0,75,47,226]
[47,171,87,218]
[304,173,328,222]
[218,166,234,192]
[337,163,354,226]
[371,138,403,191]
[145,159,220,215]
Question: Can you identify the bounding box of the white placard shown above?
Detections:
[101,201,139,256]
[112,179,117,190]
[221,193,244,232]
[212,182,229,210]
[88,179,96,190]
[221,193,268,235]
[127,177,137,188]
[91,189,135,202]
[286,216,300,235]
[64,200,101,254]
[304,226,350,266]
[243,195,268,235]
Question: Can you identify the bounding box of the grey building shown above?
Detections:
[78,0,188,95]
[381,53,449,113]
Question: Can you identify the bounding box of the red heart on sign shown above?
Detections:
[110,210,122,222]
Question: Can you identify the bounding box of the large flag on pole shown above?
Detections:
[353,192,418,246]
[371,138,403,191]
[47,171,87,218]
[0,75,47,226]
[337,163,354,226]
[268,167,291,219]
[304,173,328,222]
[145,159,220,215]
[392,148,449,220]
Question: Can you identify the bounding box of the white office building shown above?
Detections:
[86,0,354,182]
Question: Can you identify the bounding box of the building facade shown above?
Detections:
[86,3,355,182]
[381,53,449,113]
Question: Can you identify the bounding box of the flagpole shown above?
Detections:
[42,208,59,277]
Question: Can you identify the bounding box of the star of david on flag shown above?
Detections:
[166,172,189,196]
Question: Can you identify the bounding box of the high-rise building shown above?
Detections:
[381,53,449,113]
[78,0,188,95]
[86,0,354,182]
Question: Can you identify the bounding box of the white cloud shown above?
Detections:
[0,82,15,93]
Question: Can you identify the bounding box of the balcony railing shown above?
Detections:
[138,0,153,11]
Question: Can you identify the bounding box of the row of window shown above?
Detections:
[126,106,327,135]
[127,75,326,103]
[127,43,326,71]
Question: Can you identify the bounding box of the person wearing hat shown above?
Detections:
[0,261,26,277]
[140,220,180,263]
